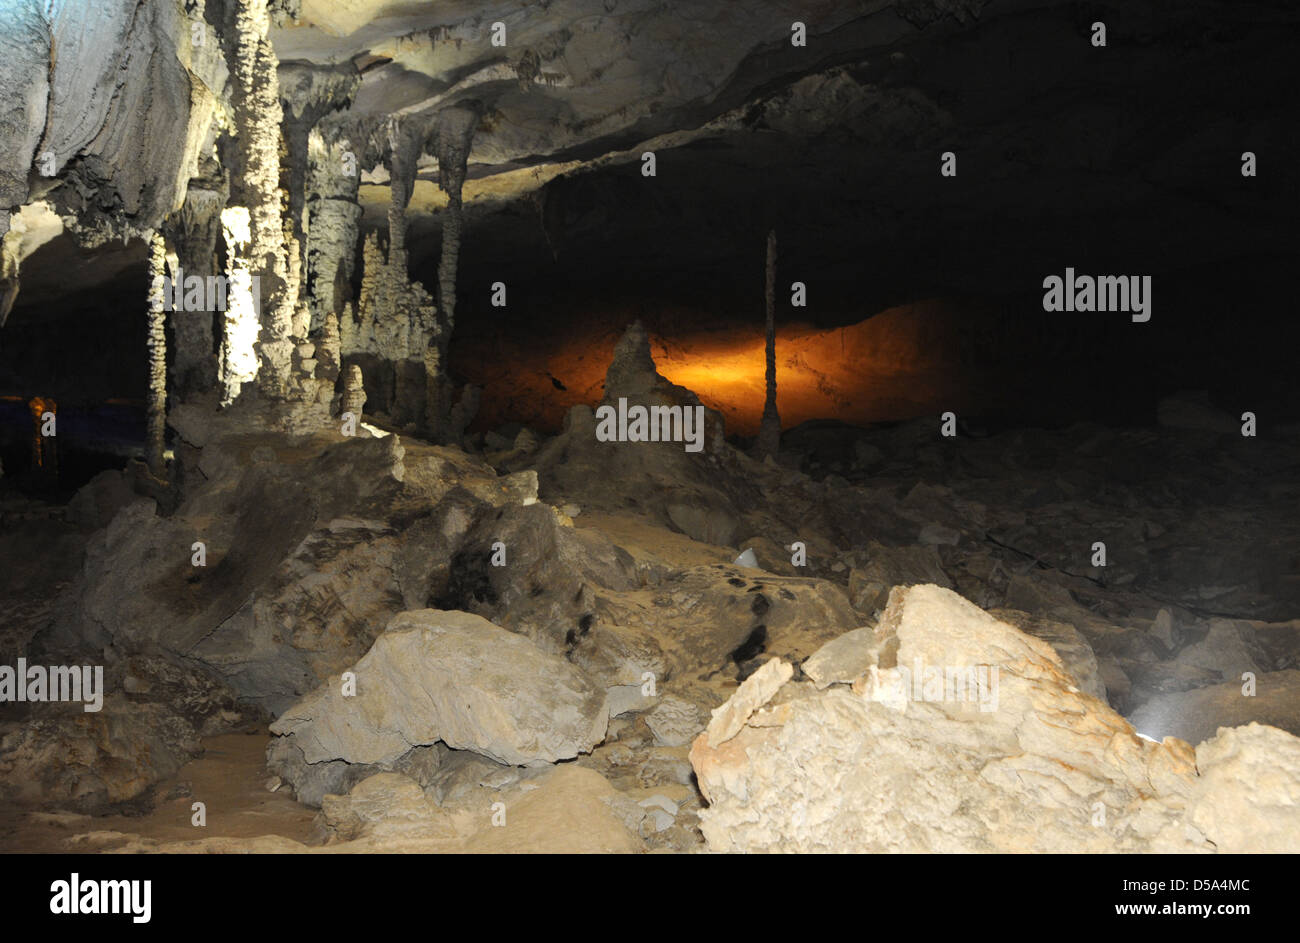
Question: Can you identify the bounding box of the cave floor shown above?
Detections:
[2,394,1299,852]
[0,731,316,853]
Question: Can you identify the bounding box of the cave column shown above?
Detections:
[426,106,478,442]
[304,130,362,333]
[227,0,293,399]
[165,185,226,397]
[146,231,168,479]
[218,207,260,405]
[756,230,781,458]
[381,115,439,429]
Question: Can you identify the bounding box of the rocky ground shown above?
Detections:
[1,326,1298,853]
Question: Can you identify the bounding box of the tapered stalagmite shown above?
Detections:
[146,231,168,479]
[756,230,781,458]
[428,106,477,441]
[341,363,366,419]
[317,311,341,383]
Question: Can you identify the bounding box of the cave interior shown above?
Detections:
[0,0,1298,856]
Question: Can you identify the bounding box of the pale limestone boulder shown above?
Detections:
[705,658,793,748]
[802,626,880,689]
[992,607,1107,701]
[689,584,1300,853]
[1187,723,1300,853]
[270,609,609,769]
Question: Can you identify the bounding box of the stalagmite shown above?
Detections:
[755,230,781,458]
[146,231,168,479]
[338,301,357,354]
[428,106,478,441]
[317,311,341,383]
[341,363,366,419]
[346,161,436,428]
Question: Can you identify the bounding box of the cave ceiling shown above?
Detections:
[1,0,1296,325]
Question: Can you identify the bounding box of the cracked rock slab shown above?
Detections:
[270,609,609,769]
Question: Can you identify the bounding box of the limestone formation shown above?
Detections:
[218,207,260,404]
[316,311,341,382]
[689,584,1300,853]
[145,231,168,480]
[166,184,226,395]
[427,106,479,441]
[269,609,609,769]
[226,0,295,399]
[304,131,362,330]
[0,0,1296,866]
[348,231,438,426]
[340,363,365,419]
[278,65,361,291]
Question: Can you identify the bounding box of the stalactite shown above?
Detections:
[279,66,361,289]
[427,106,477,441]
[146,231,168,480]
[385,116,423,279]
[756,230,781,459]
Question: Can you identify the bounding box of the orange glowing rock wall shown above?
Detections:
[457,299,992,437]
